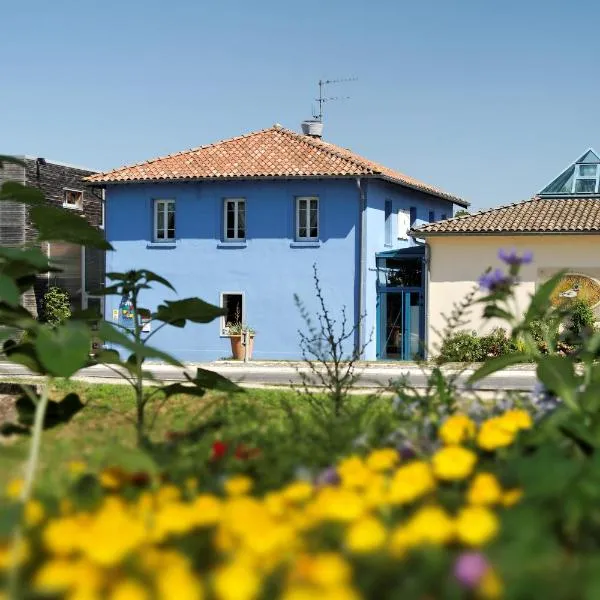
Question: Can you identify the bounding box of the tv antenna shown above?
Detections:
[313,77,357,122]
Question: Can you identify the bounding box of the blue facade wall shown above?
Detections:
[104,179,359,362]
[362,180,455,360]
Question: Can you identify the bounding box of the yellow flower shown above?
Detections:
[34,558,101,594]
[310,487,365,522]
[345,516,387,553]
[191,494,222,526]
[365,448,399,472]
[337,456,372,488]
[68,460,87,476]
[477,417,515,451]
[5,478,24,500]
[439,414,476,445]
[282,481,313,504]
[478,567,503,599]
[501,409,532,432]
[388,461,435,504]
[224,475,253,496]
[213,561,260,600]
[407,505,455,545]
[389,505,454,555]
[455,506,499,546]
[282,586,360,600]
[501,488,523,507]
[432,446,477,481]
[467,473,502,506]
[185,477,199,495]
[25,499,45,527]
[156,562,203,600]
[0,538,29,571]
[289,552,351,588]
[110,579,149,600]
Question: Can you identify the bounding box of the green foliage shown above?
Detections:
[437,328,516,363]
[567,298,596,338]
[42,286,71,327]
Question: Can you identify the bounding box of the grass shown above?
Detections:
[0,381,309,493]
[1,380,395,495]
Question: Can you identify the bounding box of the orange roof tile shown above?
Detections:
[413,197,600,235]
[85,125,467,206]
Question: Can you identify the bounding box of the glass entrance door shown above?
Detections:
[378,290,423,360]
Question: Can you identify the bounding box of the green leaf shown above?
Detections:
[468,352,530,384]
[163,367,242,398]
[537,355,580,412]
[96,322,183,367]
[35,322,91,377]
[16,392,85,429]
[154,298,226,327]
[0,274,20,307]
[30,205,113,250]
[482,304,514,321]
[524,271,566,322]
[4,341,45,373]
[139,269,176,292]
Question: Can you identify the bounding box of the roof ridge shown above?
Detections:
[273,126,378,174]
[93,126,280,178]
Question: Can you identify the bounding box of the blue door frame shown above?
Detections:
[375,246,426,361]
[376,287,424,360]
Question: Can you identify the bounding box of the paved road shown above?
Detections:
[0,361,537,392]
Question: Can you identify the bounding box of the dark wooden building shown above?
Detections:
[0,156,105,317]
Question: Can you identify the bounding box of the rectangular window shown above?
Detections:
[153,199,175,242]
[409,206,417,225]
[573,164,599,193]
[384,200,392,246]
[220,292,244,336]
[441,213,448,220]
[296,196,319,240]
[428,210,435,223]
[63,189,83,210]
[224,198,246,240]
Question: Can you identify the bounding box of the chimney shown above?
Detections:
[301,119,324,139]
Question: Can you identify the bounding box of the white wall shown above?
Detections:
[426,234,600,353]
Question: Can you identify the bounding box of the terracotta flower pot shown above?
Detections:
[230,334,255,360]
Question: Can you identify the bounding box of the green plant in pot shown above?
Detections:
[227,320,255,360]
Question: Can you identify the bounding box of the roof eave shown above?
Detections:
[376,174,469,207]
[411,229,600,237]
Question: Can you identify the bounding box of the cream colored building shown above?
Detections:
[414,149,600,355]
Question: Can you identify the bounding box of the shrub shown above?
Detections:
[566,298,595,337]
[479,327,516,358]
[42,286,71,327]
[438,330,482,362]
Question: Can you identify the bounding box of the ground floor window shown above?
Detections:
[220,292,244,335]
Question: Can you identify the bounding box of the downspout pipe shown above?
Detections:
[356,177,367,356]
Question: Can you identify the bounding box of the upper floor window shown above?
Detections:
[296,196,319,240]
[409,206,417,225]
[573,164,600,193]
[63,189,83,210]
[384,200,392,246]
[224,198,246,240]
[154,199,175,242]
[428,210,435,223]
[397,208,410,240]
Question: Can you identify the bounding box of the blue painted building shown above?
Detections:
[86,125,467,361]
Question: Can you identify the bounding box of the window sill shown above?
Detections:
[290,241,321,248]
[217,241,247,249]
[147,241,177,249]
[62,203,83,211]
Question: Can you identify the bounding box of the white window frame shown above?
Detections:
[153,199,176,242]
[295,196,319,241]
[220,291,245,336]
[63,188,83,210]
[99,189,105,230]
[223,198,246,241]
[572,164,600,194]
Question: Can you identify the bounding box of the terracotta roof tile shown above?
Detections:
[85,125,467,206]
[413,197,600,235]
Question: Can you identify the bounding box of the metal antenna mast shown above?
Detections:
[314,77,357,122]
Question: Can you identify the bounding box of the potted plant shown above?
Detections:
[227,321,256,360]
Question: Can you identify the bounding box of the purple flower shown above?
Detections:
[478,269,513,293]
[454,552,490,588]
[315,466,340,487]
[498,248,533,266]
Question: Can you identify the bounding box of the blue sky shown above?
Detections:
[3,0,600,210]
